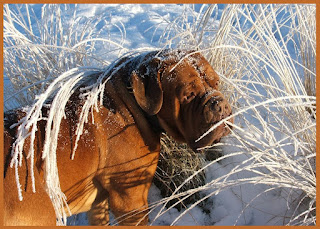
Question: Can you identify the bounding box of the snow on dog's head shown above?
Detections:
[129,49,233,151]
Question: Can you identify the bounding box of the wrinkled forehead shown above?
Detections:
[166,53,220,82]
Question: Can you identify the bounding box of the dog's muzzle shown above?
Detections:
[202,92,233,126]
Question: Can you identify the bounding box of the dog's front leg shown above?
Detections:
[88,188,110,225]
[108,181,151,226]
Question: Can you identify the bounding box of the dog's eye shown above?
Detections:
[205,77,219,89]
[183,91,196,104]
[187,92,195,100]
[210,79,219,89]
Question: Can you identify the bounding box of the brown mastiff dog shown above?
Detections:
[3,50,233,226]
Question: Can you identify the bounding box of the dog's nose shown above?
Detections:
[209,97,230,119]
[203,93,233,124]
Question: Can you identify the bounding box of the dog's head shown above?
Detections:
[131,50,233,151]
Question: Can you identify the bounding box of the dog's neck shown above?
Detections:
[143,113,164,134]
[108,74,162,151]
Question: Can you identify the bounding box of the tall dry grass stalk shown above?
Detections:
[153,134,206,210]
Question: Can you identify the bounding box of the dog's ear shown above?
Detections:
[131,58,163,115]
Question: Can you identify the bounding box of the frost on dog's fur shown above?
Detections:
[10,67,102,225]
[9,49,192,225]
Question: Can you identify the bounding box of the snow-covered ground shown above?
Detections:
[3,4,316,226]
